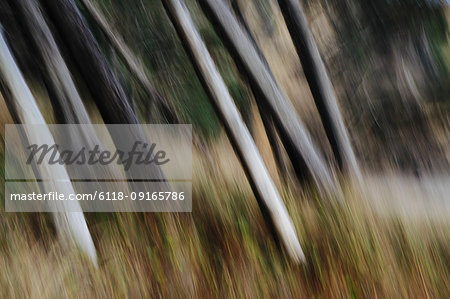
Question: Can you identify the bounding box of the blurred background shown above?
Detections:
[0,0,449,297]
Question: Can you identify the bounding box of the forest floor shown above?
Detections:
[1,138,449,298]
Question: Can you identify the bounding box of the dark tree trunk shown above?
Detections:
[40,0,168,188]
[199,0,336,197]
[9,0,90,124]
[277,0,362,182]
[162,0,305,263]
[40,0,136,125]
[78,0,180,124]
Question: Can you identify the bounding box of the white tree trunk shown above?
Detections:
[162,0,305,263]
[0,32,97,266]
[200,0,337,197]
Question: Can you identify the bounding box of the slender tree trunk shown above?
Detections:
[162,0,305,263]
[277,0,362,182]
[40,0,136,125]
[11,0,125,183]
[9,0,90,124]
[78,0,179,123]
[0,31,97,266]
[231,0,292,180]
[40,0,168,188]
[199,0,336,197]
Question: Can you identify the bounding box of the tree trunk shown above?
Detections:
[10,0,125,183]
[78,0,179,123]
[40,0,136,125]
[0,31,97,266]
[40,0,168,188]
[162,0,305,263]
[199,0,337,197]
[231,0,292,181]
[9,0,91,125]
[277,0,362,183]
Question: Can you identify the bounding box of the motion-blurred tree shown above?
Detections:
[85,0,250,138]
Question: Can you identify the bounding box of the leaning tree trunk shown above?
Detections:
[0,31,97,266]
[199,0,337,197]
[11,0,123,183]
[40,0,169,188]
[40,0,137,125]
[277,0,362,183]
[231,0,292,180]
[162,0,305,263]
[9,0,91,125]
[78,0,180,124]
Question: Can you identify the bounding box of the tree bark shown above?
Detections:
[199,0,337,197]
[231,0,292,181]
[10,0,127,185]
[277,0,362,182]
[9,0,90,124]
[40,0,168,188]
[162,0,305,263]
[78,0,179,123]
[40,0,136,125]
[0,31,97,266]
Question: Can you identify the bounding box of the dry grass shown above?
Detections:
[0,137,449,298]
